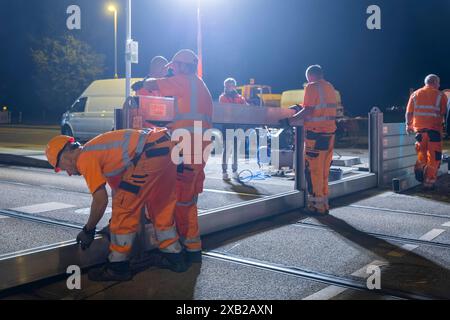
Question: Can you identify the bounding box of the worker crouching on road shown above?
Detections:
[406,74,448,189]
[143,49,213,263]
[45,128,187,282]
[290,65,338,215]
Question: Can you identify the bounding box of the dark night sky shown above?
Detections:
[0,0,449,118]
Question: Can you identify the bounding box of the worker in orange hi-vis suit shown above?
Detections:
[45,128,187,282]
[289,65,338,215]
[130,56,170,129]
[144,49,213,265]
[406,74,447,189]
[133,56,170,97]
[219,78,248,181]
[219,78,248,105]
[130,56,172,239]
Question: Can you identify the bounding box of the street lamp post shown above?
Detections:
[125,0,131,99]
[197,0,203,78]
[108,5,118,79]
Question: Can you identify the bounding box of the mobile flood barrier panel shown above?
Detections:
[369,107,448,193]
[3,101,423,291]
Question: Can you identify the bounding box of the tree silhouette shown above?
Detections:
[31,34,105,117]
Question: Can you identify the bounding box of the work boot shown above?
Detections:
[88,261,133,282]
[304,202,329,216]
[414,169,424,183]
[422,183,436,191]
[156,252,190,273]
[186,251,202,264]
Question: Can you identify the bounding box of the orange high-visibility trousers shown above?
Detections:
[414,130,442,187]
[109,140,181,262]
[175,162,206,253]
[304,132,335,211]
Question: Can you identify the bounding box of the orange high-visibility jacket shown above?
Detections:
[77,129,169,194]
[156,74,213,133]
[406,85,447,132]
[219,93,248,105]
[303,79,338,133]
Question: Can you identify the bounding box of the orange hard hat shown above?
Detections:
[46,135,75,172]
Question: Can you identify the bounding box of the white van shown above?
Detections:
[61,78,142,141]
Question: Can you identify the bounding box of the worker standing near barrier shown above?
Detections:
[219,78,248,181]
[143,49,213,264]
[290,65,338,214]
[133,56,170,96]
[219,78,248,105]
[45,128,187,281]
[406,74,448,189]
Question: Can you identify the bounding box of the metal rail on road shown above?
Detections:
[203,251,443,300]
[0,209,84,230]
[348,204,450,220]
[295,221,450,251]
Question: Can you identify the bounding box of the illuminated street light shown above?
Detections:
[107,4,118,79]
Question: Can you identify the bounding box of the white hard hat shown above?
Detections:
[166,49,198,68]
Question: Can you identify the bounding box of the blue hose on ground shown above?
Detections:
[237,169,272,183]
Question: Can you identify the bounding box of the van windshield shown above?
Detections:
[71,97,87,113]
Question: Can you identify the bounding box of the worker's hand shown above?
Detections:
[76,226,96,250]
[132,80,145,92]
[406,125,414,135]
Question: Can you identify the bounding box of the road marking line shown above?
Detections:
[442,221,450,227]
[11,202,75,214]
[303,286,348,300]
[75,207,112,215]
[419,229,445,241]
[302,260,388,300]
[203,188,261,198]
[388,229,446,257]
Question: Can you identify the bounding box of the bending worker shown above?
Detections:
[290,65,338,215]
[143,49,213,263]
[406,74,447,189]
[45,128,186,282]
[219,77,248,181]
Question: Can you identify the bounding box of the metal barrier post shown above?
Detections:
[295,126,305,193]
[114,109,123,130]
[369,107,384,186]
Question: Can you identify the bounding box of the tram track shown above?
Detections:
[347,204,450,220]
[1,207,449,299]
[294,220,450,250]
[203,250,444,300]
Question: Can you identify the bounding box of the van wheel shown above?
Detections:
[62,125,74,137]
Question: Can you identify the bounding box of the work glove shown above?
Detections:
[76,226,96,250]
[132,80,145,92]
